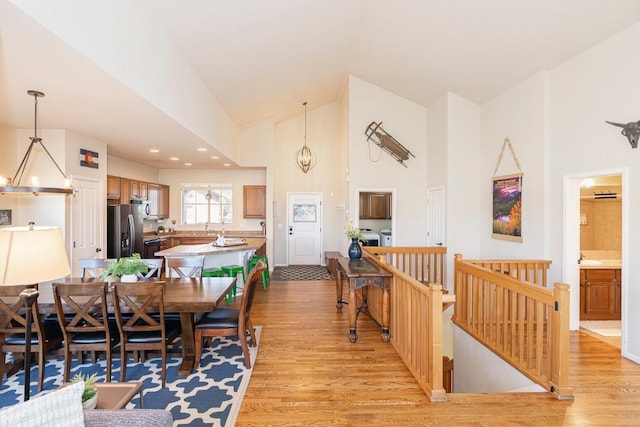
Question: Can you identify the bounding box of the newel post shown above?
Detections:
[428,283,447,402]
[550,282,574,400]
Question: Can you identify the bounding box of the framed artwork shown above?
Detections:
[0,209,12,225]
[80,148,99,169]
[292,204,316,222]
[492,173,522,242]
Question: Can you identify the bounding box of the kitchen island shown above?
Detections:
[155,237,266,276]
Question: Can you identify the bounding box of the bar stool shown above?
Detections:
[220,265,246,297]
[202,268,225,277]
[248,255,270,291]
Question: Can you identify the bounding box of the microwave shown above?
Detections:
[131,199,152,219]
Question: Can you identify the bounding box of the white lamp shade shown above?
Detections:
[0,225,70,285]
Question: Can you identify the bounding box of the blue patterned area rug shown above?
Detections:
[0,326,261,426]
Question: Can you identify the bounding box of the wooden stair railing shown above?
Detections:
[452,254,573,400]
[362,246,452,402]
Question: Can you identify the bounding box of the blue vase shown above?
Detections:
[348,238,362,260]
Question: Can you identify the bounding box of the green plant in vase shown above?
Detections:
[71,372,98,408]
[101,253,149,282]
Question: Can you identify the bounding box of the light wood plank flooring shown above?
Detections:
[236,279,640,426]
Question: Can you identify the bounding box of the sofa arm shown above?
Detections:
[84,409,173,427]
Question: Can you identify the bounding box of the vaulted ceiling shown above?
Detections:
[2,0,640,169]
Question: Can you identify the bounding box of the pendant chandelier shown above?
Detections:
[295,101,316,173]
[0,90,73,196]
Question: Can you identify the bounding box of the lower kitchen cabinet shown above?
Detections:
[580,268,621,320]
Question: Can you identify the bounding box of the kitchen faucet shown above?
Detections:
[205,222,210,233]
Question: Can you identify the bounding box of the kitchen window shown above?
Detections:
[182,184,233,224]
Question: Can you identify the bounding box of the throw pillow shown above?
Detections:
[0,380,85,427]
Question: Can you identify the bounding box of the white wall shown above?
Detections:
[549,21,640,361]
[272,102,342,266]
[347,75,428,248]
[107,155,159,184]
[0,125,18,223]
[481,72,550,262]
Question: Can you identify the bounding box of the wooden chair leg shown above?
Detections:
[238,330,251,369]
[120,345,127,383]
[246,319,257,347]
[37,347,45,392]
[194,329,203,367]
[64,349,72,382]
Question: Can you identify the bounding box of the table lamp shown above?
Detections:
[0,222,70,400]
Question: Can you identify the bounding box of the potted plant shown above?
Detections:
[71,372,99,409]
[101,253,149,282]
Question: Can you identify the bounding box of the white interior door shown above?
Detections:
[427,187,445,247]
[287,193,322,265]
[71,177,103,276]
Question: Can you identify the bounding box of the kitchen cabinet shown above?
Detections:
[106,175,121,200]
[243,185,266,218]
[129,179,148,200]
[119,178,132,204]
[360,192,392,219]
[580,268,621,320]
[159,185,170,219]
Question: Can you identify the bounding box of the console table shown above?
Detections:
[335,257,393,343]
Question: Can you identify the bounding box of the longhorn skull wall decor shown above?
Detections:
[606,120,640,148]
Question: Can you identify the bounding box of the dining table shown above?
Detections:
[34,276,236,375]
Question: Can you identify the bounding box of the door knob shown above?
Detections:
[96,248,102,253]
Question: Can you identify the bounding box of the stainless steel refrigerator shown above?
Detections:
[107,204,144,258]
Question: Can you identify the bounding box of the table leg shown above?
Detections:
[336,270,344,311]
[348,288,358,343]
[381,287,390,342]
[178,312,195,375]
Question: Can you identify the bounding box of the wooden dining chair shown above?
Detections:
[52,282,119,382]
[194,260,266,369]
[166,255,205,278]
[112,281,182,387]
[139,258,164,279]
[0,284,63,392]
[80,258,114,279]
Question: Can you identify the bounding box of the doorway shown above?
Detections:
[287,192,322,265]
[564,169,627,354]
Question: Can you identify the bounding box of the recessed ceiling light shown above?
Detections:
[149,149,159,153]
[184,162,192,166]
[170,157,179,161]
[211,156,219,160]
[197,148,207,152]
[223,163,231,167]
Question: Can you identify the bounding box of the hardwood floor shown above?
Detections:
[237,279,640,426]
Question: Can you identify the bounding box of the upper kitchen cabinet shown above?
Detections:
[119,177,132,204]
[360,192,392,219]
[107,175,121,200]
[129,179,148,200]
[244,185,266,218]
[159,185,170,219]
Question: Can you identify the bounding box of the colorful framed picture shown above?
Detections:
[80,148,99,169]
[293,204,316,222]
[492,173,522,242]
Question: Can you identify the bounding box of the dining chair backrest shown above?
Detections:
[0,284,63,392]
[193,259,266,369]
[139,258,164,278]
[166,255,205,278]
[80,258,114,279]
[52,281,117,382]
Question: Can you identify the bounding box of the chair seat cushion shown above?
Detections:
[5,319,63,345]
[125,319,181,343]
[70,330,119,345]
[195,307,239,329]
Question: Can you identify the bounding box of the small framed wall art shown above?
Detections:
[492,173,522,242]
[0,209,12,225]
